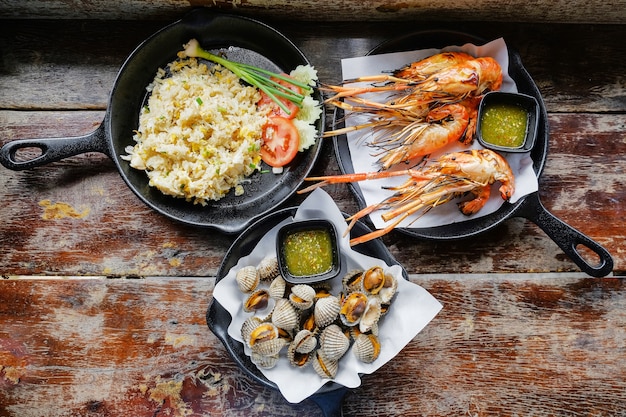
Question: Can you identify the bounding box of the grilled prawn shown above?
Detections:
[299,149,515,245]
[322,53,503,169]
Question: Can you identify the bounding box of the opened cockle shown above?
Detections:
[233,257,399,379]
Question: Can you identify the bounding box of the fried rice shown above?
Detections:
[122,58,267,204]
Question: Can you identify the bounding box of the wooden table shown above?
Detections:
[1,13,625,416]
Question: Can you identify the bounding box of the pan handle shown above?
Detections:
[516,192,613,277]
[0,123,110,171]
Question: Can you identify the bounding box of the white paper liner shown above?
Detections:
[340,38,539,230]
[212,188,443,403]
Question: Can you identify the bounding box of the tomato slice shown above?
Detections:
[258,75,302,119]
[260,117,300,168]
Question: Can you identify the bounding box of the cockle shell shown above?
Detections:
[339,291,368,327]
[359,296,382,333]
[313,283,332,299]
[289,284,316,310]
[378,272,398,304]
[292,329,318,354]
[287,341,312,368]
[300,310,317,332]
[271,298,300,331]
[312,350,339,379]
[342,269,364,293]
[243,289,270,313]
[361,266,385,295]
[251,352,279,369]
[277,326,294,343]
[314,295,341,328]
[257,256,280,281]
[268,275,287,299]
[241,316,263,345]
[319,324,350,361]
[236,265,260,293]
[251,337,287,357]
[352,333,381,364]
[248,322,279,347]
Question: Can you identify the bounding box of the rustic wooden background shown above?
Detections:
[1,0,625,23]
[1,5,625,416]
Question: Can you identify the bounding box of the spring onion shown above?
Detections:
[183,39,312,115]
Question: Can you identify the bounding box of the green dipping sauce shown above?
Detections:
[480,102,528,148]
[282,228,334,276]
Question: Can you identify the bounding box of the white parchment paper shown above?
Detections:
[340,38,538,230]
[212,188,443,403]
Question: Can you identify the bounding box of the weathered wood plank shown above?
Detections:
[0,275,624,416]
[1,20,624,113]
[1,0,625,23]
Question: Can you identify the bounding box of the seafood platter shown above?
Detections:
[210,188,443,405]
[306,36,541,240]
[311,31,610,276]
[211,37,516,407]
[209,23,610,416]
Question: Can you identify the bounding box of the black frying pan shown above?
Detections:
[207,206,410,417]
[0,9,324,234]
[333,31,613,278]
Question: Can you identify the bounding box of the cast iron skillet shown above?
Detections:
[0,9,324,234]
[207,206,409,417]
[332,31,613,277]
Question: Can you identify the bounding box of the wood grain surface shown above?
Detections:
[0,13,625,417]
[1,275,625,416]
[1,0,625,23]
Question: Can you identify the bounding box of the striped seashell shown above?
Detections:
[257,256,280,281]
[268,275,287,299]
[287,341,312,368]
[312,282,333,299]
[319,324,350,361]
[378,272,398,304]
[236,265,260,293]
[243,289,270,313]
[341,269,364,293]
[248,322,279,348]
[276,326,295,343]
[241,316,263,346]
[251,352,279,369]
[300,310,317,332]
[271,298,300,331]
[314,295,341,328]
[349,320,379,341]
[352,333,381,364]
[339,291,368,327]
[289,284,316,310]
[312,350,339,379]
[359,296,382,334]
[360,265,385,295]
[292,329,318,354]
[251,337,287,357]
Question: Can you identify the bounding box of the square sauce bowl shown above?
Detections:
[476,91,540,153]
[276,219,341,284]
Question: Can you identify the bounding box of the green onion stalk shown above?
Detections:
[183,39,312,115]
